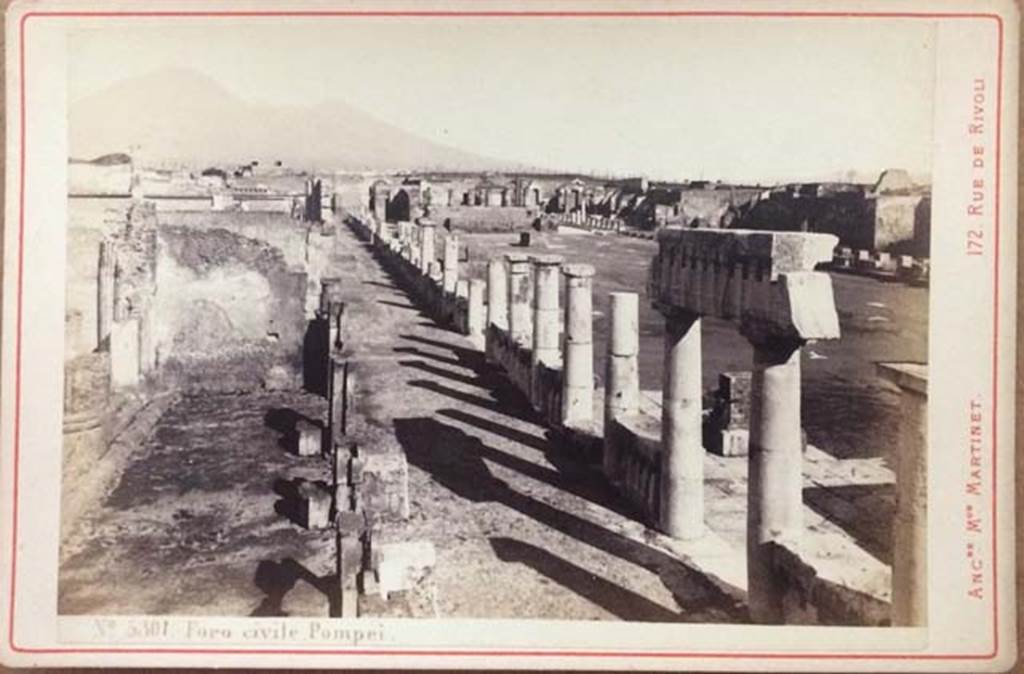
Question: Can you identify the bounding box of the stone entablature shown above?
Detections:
[648,228,840,344]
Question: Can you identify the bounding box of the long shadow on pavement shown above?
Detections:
[489,536,681,622]
[394,416,746,623]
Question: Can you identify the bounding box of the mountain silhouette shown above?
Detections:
[70,68,523,171]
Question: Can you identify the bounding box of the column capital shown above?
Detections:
[747,335,805,363]
[529,254,564,266]
[562,263,595,278]
[658,305,700,324]
[417,218,437,229]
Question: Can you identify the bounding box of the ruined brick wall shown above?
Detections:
[158,211,311,269]
[154,226,307,392]
[678,188,760,227]
[870,194,925,252]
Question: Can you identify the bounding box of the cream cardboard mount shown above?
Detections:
[0,0,1018,670]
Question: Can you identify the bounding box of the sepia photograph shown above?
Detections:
[59,13,931,626]
[0,0,1016,669]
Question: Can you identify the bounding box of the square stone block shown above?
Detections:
[718,371,751,428]
[373,541,436,601]
[356,449,410,520]
[295,419,321,457]
[720,428,749,457]
[297,481,331,530]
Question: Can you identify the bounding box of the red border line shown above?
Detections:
[6,8,1006,662]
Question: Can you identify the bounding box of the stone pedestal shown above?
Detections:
[746,338,804,623]
[604,292,640,480]
[878,362,928,627]
[659,308,703,540]
[561,264,594,428]
[505,253,532,348]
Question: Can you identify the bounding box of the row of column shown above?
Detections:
[386,217,924,627]
[376,216,922,626]
[484,254,595,428]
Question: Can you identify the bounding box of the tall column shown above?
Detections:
[419,219,436,276]
[97,239,115,349]
[561,264,595,428]
[443,234,459,294]
[659,308,704,540]
[530,255,564,409]
[486,258,507,330]
[604,292,640,480]
[467,279,487,351]
[531,255,563,367]
[746,337,804,623]
[878,363,928,627]
[505,253,532,347]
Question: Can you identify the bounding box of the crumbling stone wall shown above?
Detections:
[154,226,307,392]
[111,202,159,372]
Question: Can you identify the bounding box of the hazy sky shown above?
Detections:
[69,16,936,182]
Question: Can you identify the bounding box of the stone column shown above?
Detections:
[561,264,595,428]
[419,219,436,276]
[486,258,507,330]
[604,292,640,480]
[878,362,928,627]
[531,255,564,368]
[467,279,487,351]
[505,253,532,347]
[97,240,115,349]
[443,235,459,294]
[746,337,804,623]
[659,308,703,541]
[530,255,564,409]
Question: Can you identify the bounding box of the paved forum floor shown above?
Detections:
[59,220,748,622]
